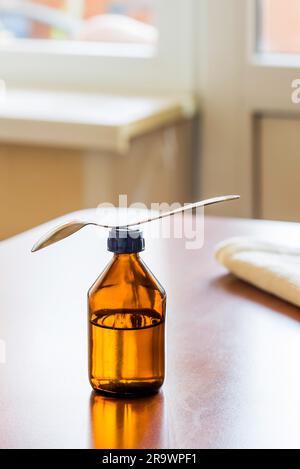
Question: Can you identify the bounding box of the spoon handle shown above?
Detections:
[124,195,240,227]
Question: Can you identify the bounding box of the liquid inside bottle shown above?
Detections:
[88,228,166,396]
[89,309,165,394]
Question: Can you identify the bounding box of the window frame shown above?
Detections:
[247,0,300,114]
[198,0,300,220]
[0,0,196,93]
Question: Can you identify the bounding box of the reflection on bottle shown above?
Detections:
[90,391,167,449]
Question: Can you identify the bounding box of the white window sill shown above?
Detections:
[0,89,197,154]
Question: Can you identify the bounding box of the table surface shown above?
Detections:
[1,212,300,449]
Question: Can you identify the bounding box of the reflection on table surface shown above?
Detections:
[90,391,168,449]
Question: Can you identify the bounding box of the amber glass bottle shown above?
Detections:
[88,228,166,396]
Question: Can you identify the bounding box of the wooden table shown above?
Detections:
[1,212,300,449]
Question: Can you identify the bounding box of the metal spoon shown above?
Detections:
[31,195,240,253]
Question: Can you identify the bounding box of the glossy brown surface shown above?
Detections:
[1,213,300,449]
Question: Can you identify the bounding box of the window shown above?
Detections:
[257,0,300,54]
[0,0,157,46]
[0,0,194,93]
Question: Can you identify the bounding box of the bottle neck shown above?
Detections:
[113,253,140,261]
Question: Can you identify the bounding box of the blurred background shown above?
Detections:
[0,0,299,238]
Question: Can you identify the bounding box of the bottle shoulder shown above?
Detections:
[88,257,115,295]
[89,255,166,299]
[138,257,166,298]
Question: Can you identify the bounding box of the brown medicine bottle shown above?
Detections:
[88,228,166,396]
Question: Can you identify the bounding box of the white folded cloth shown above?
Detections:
[215,237,300,308]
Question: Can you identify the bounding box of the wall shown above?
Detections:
[0,144,84,239]
[0,119,195,239]
[258,116,300,222]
